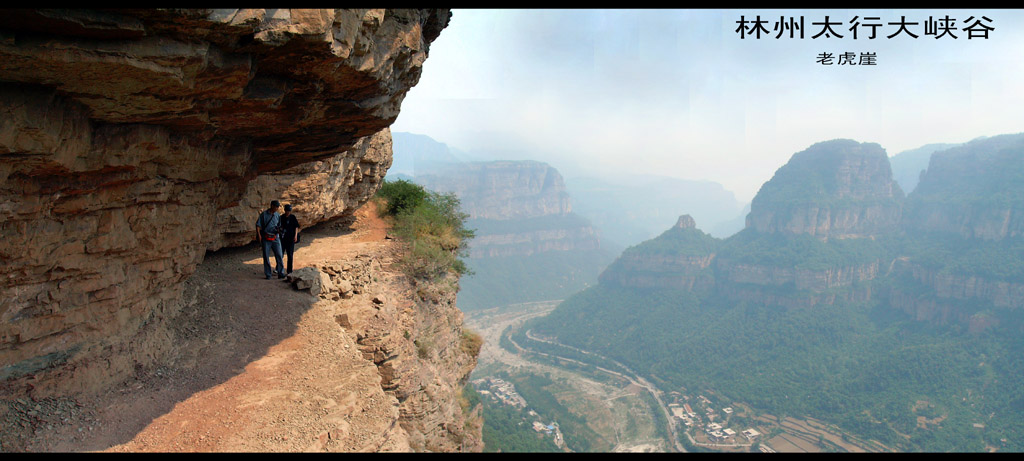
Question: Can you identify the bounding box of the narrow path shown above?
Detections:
[28,203,407,452]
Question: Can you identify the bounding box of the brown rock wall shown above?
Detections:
[212,128,393,251]
[315,255,481,452]
[0,8,449,400]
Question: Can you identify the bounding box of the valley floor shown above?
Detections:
[466,302,675,453]
[467,301,894,454]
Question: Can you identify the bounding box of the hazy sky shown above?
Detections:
[392,9,1024,202]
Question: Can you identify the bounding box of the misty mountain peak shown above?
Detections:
[675,214,697,229]
[747,139,902,239]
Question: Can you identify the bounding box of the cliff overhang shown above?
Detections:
[0,8,450,399]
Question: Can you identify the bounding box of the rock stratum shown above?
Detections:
[0,8,482,452]
[394,153,615,310]
[586,135,1024,326]
[746,139,903,240]
[529,135,1024,452]
[415,160,572,221]
[592,141,893,308]
[598,215,717,291]
[414,160,599,258]
[888,133,1024,331]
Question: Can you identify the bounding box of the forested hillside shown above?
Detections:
[529,135,1024,452]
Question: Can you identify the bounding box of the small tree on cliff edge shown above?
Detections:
[375,179,475,280]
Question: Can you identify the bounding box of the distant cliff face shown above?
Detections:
[747,139,903,239]
[704,140,898,307]
[888,142,960,195]
[888,259,1024,327]
[416,161,572,221]
[467,225,602,259]
[0,8,449,402]
[586,135,1024,327]
[888,134,1024,331]
[598,215,717,291]
[412,160,600,259]
[592,142,901,307]
[903,133,1024,241]
[393,152,614,310]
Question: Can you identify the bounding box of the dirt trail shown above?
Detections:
[15,203,407,452]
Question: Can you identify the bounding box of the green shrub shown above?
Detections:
[376,178,429,215]
[375,179,475,281]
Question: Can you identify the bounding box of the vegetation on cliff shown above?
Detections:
[751,139,900,208]
[375,179,475,280]
[909,133,1024,209]
[717,228,888,271]
[619,223,719,258]
[899,233,1024,282]
[530,284,1024,451]
[524,135,1024,452]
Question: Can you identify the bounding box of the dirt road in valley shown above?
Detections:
[466,303,684,453]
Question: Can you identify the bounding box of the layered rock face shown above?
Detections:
[212,128,393,251]
[902,133,1024,240]
[466,225,601,259]
[593,141,897,308]
[890,134,1024,330]
[311,257,482,452]
[415,161,572,221]
[888,259,1024,331]
[714,259,879,293]
[598,215,716,291]
[394,153,613,310]
[0,8,449,400]
[713,258,877,309]
[413,160,602,259]
[747,139,903,240]
[708,140,898,307]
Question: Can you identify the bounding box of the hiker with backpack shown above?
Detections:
[256,200,286,280]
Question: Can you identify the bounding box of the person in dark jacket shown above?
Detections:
[256,200,285,279]
[280,204,301,275]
